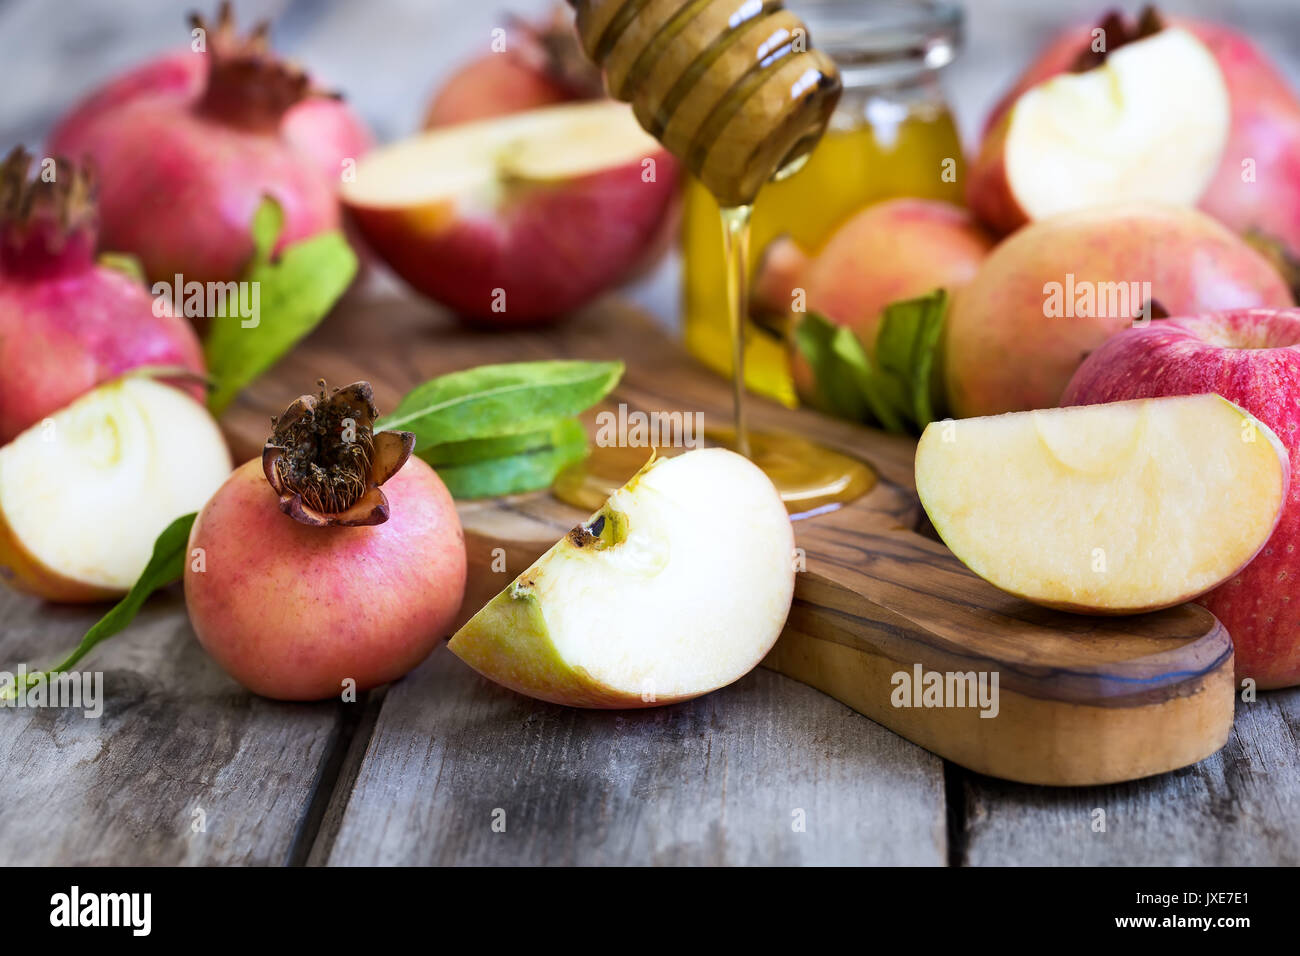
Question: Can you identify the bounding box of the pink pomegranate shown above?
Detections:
[48,3,372,283]
[0,147,205,443]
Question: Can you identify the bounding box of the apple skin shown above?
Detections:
[0,266,206,443]
[1062,308,1300,688]
[978,16,1300,257]
[185,457,467,701]
[945,204,1293,419]
[346,151,678,326]
[755,199,993,405]
[0,507,120,604]
[424,54,579,128]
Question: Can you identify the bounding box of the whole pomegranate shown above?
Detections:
[185,381,467,701]
[0,147,205,443]
[48,3,371,283]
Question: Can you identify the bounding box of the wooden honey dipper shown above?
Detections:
[568,0,842,207]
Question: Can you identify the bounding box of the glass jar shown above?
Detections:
[681,0,965,405]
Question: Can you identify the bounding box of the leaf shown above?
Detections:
[98,251,145,283]
[793,313,870,421]
[204,196,357,416]
[874,290,948,429]
[421,418,585,467]
[379,360,623,450]
[425,420,590,499]
[793,291,949,434]
[0,513,196,700]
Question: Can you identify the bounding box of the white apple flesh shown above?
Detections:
[969,27,1230,233]
[0,376,231,602]
[449,448,796,707]
[916,395,1288,614]
[341,100,677,325]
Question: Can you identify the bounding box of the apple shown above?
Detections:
[343,101,678,325]
[752,199,993,405]
[944,203,1293,419]
[1063,307,1300,687]
[449,448,796,707]
[422,7,604,128]
[978,10,1300,265]
[967,21,1230,235]
[916,394,1288,614]
[0,376,231,602]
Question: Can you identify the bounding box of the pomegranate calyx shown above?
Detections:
[263,379,415,527]
[1069,6,1166,73]
[0,146,97,277]
[191,2,337,131]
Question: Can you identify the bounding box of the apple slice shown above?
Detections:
[449,448,796,707]
[915,395,1288,614]
[342,100,678,325]
[0,376,231,602]
[968,26,1230,234]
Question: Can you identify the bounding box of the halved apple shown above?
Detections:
[342,100,678,325]
[449,448,796,707]
[968,26,1230,234]
[0,376,231,602]
[915,395,1288,614]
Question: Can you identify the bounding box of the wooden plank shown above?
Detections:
[958,687,1300,865]
[0,587,345,865]
[322,645,947,866]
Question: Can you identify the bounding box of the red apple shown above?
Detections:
[1063,308,1300,688]
[945,203,1293,419]
[978,11,1300,262]
[342,101,678,325]
[967,15,1230,235]
[753,199,993,405]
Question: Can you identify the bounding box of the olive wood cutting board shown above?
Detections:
[222,291,1235,786]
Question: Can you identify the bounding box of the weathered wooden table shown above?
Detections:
[2,289,1297,867]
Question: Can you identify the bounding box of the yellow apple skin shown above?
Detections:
[0,506,119,603]
[449,585,687,708]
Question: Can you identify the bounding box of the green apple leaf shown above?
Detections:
[379,360,623,449]
[425,419,590,499]
[421,418,586,466]
[204,197,358,416]
[793,290,949,434]
[0,512,197,700]
[873,289,949,430]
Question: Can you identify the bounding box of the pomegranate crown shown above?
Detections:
[0,146,97,275]
[191,2,339,130]
[263,380,415,527]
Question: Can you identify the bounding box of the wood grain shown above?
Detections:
[959,687,1300,865]
[225,294,1236,786]
[0,588,346,865]
[322,645,947,866]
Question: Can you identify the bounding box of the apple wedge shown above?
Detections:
[968,26,1230,234]
[915,395,1288,614]
[0,376,231,602]
[342,100,677,325]
[449,448,796,707]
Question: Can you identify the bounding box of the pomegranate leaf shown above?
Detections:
[204,196,357,416]
[1,513,196,699]
[421,417,586,467]
[378,359,623,448]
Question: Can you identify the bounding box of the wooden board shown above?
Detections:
[223,290,1235,787]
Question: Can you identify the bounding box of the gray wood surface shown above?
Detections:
[960,689,1300,866]
[322,646,946,866]
[0,587,345,866]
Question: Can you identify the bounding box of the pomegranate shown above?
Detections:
[48,3,371,283]
[422,6,604,128]
[0,147,205,443]
[185,381,467,700]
